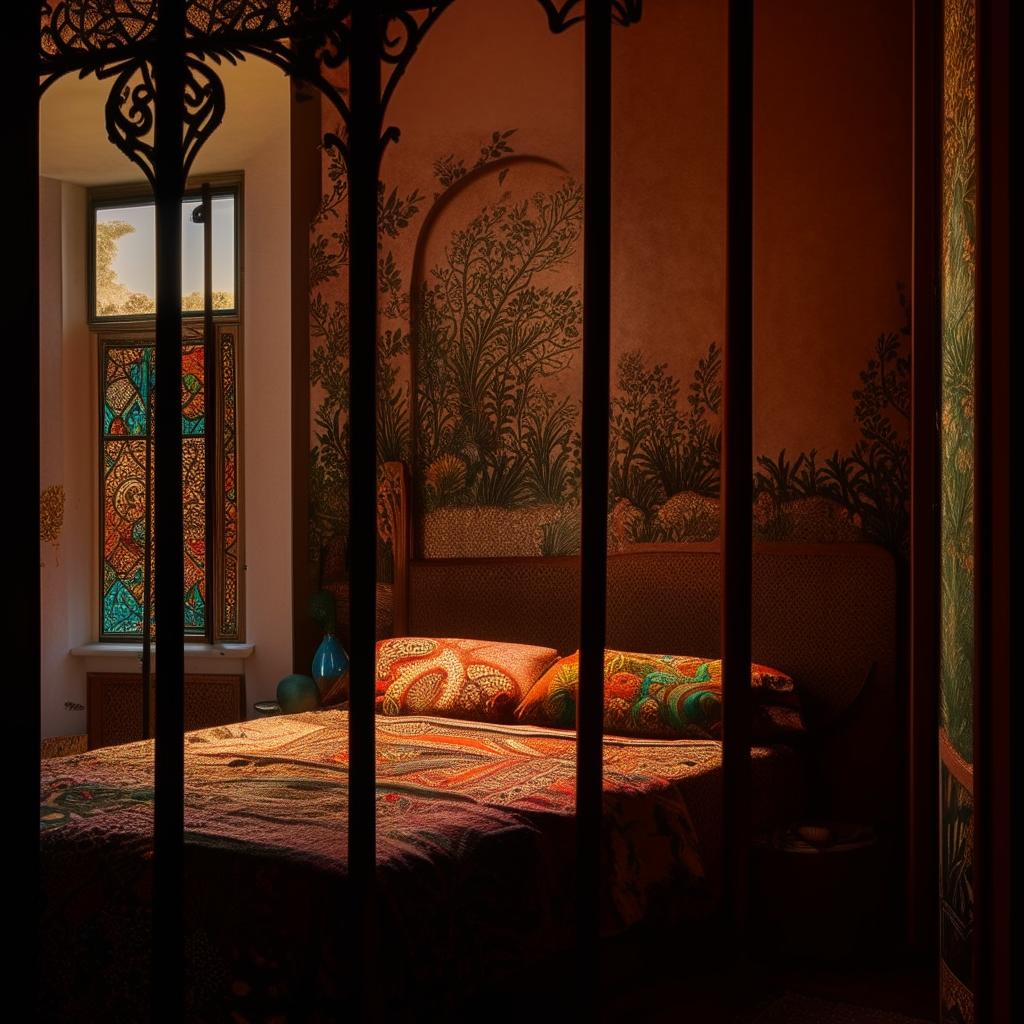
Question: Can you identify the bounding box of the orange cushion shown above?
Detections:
[514,649,802,740]
[375,637,559,723]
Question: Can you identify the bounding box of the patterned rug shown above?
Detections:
[752,992,933,1023]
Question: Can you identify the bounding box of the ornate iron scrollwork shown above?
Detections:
[378,4,454,150]
[185,0,294,36]
[536,0,642,33]
[102,59,157,184]
[102,55,225,188]
[613,0,643,25]
[40,1,158,62]
[43,0,641,178]
[536,0,585,32]
[181,57,227,180]
[317,4,457,166]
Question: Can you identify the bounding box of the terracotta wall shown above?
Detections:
[308,1,911,574]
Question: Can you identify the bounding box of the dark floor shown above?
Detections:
[771,963,936,1021]
[601,957,936,1023]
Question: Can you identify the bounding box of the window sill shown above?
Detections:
[70,642,255,661]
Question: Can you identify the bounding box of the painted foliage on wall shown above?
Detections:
[308,128,522,568]
[309,127,911,570]
[939,0,976,1019]
[608,308,909,556]
[417,177,584,512]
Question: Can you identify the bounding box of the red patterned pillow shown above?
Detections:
[514,649,803,740]
[375,637,559,722]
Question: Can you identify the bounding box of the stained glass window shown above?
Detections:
[100,330,240,639]
[94,179,242,642]
[101,344,153,634]
[219,330,240,637]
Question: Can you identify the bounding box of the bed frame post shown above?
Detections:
[721,0,754,941]
[577,0,612,993]
[348,1,381,1013]
[152,0,188,1016]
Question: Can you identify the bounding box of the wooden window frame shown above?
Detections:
[91,173,245,643]
[88,172,243,327]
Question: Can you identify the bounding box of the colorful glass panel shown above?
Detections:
[103,345,152,436]
[219,331,240,637]
[182,436,207,632]
[102,438,149,634]
[100,336,237,638]
[181,342,206,434]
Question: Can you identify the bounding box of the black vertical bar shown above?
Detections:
[348,1,380,1015]
[142,345,153,739]
[908,0,940,954]
[971,0,992,1018]
[982,3,1010,1018]
[152,1,187,1017]
[15,0,39,1000]
[721,0,754,939]
[290,81,321,672]
[576,0,611,991]
[201,183,216,641]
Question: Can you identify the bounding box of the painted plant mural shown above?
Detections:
[939,0,977,1019]
[603,309,909,557]
[310,128,911,572]
[416,179,584,528]
[416,290,909,560]
[309,129,523,573]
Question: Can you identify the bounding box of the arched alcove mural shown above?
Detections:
[410,155,582,558]
[307,1,914,577]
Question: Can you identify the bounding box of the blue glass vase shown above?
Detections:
[312,632,350,704]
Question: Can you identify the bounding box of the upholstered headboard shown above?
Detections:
[403,543,899,825]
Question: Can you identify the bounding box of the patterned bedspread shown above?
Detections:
[40,710,800,1020]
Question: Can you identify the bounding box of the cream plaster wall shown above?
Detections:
[39,66,293,736]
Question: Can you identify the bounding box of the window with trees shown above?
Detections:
[93,180,243,641]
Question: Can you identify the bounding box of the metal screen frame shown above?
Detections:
[28,2,775,1018]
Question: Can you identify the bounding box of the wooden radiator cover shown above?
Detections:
[87,673,246,750]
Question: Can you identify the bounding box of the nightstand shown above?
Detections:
[750,822,885,962]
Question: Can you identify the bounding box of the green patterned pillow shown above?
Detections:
[514,649,802,740]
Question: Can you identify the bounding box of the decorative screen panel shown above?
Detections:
[939,0,977,1020]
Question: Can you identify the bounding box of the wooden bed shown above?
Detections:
[40,459,896,1018]
[40,709,803,1018]
[405,542,898,829]
[351,461,897,826]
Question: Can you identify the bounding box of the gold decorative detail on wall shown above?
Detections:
[40,484,65,565]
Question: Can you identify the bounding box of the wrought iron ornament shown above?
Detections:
[537,0,642,32]
[42,2,642,170]
[102,56,225,187]
[35,0,642,1014]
